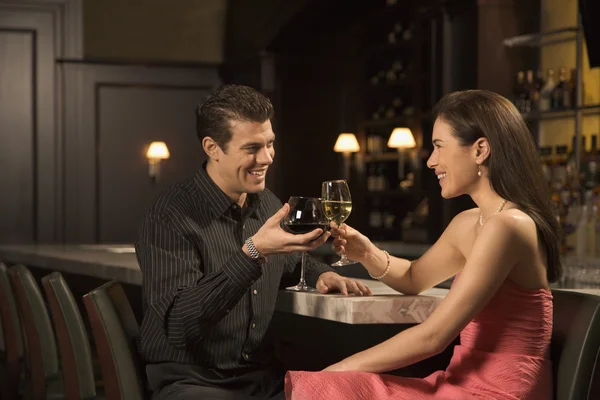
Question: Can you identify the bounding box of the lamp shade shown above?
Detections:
[146,141,170,159]
[333,133,360,153]
[387,128,416,149]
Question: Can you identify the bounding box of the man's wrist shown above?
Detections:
[244,236,266,264]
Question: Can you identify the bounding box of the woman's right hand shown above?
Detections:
[330,222,375,264]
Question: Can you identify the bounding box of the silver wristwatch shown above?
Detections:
[245,237,266,263]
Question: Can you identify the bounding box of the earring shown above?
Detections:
[477,164,482,177]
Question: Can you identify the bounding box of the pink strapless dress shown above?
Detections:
[285,278,553,400]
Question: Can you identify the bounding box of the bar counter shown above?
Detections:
[0,244,445,324]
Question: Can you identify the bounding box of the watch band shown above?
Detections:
[245,237,266,263]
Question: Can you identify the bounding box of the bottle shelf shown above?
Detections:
[366,2,410,25]
[363,116,411,128]
[370,41,413,54]
[503,27,579,48]
[367,80,413,90]
[364,152,400,162]
[365,188,411,198]
[522,104,600,121]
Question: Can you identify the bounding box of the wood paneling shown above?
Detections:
[0,1,82,244]
[0,29,35,243]
[0,3,69,243]
[84,0,225,63]
[96,84,209,242]
[0,0,82,58]
[62,62,220,243]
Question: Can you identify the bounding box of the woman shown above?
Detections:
[285,90,561,400]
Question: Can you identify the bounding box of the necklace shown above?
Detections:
[479,199,507,226]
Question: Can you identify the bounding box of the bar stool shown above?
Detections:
[8,264,65,400]
[83,281,145,400]
[42,271,104,400]
[551,289,600,399]
[0,262,24,399]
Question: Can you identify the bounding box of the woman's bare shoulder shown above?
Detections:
[480,209,537,251]
[448,208,479,229]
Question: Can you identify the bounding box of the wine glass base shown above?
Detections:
[286,283,318,292]
[331,259,358,267]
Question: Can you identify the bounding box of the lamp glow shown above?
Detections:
[146,141,170,159]
[146,141,170,182]
[333,133,360,181]
[387,128,416,181]
[387,128,416,149]
[333,133,360,153]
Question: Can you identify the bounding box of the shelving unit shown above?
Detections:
[503,27,579,48]
[365,189,412,198]
[521,104,600,121]
[363,152,403,162]
[363,116,412,128]
[503,17,585,173]
[354,2,435,243]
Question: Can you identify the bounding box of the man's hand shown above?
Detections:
[249,203,330,257]
[315,271,372,296]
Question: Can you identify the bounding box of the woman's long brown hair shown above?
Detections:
[433,90,562,282]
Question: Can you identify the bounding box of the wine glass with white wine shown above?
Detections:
[321,179,355,266]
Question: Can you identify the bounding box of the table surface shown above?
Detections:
[3,244,599,325]
[0,244,448,324]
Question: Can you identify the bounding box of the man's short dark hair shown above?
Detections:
[196,84,274,152]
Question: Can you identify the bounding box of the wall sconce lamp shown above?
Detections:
[387,127,416,181]
[333,133,360,180]
[146,141,170,182]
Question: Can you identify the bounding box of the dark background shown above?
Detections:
[0,0,543,246]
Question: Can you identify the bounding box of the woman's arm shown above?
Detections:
[326,213,527,373]
[339,210,472,295]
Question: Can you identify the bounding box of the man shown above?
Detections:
[136,84,371,400]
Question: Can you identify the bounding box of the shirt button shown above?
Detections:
[253,289,258,295]
[243,353,249,360]
[251,323,256,329]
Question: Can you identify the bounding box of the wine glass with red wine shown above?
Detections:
[283,196,328,292]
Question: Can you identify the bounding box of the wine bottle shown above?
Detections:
[540,69,556,112]
[552,68,568,110]
[513,71,525,112]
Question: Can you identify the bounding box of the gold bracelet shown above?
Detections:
[369,250,390,280]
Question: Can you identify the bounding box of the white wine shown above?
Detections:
[322,200,352,224]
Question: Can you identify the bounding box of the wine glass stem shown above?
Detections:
[299,251,307,286]
[339,251,349,263]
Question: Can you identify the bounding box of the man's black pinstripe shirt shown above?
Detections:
[135,163,333,371]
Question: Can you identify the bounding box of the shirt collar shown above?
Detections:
[194,162,261,219]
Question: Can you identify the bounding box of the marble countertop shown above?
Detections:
[3,244,600,324]
[0,244,447,324]
[0,244,142,285]
[276,279,447,324]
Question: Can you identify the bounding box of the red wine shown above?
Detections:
[284,223,328,234]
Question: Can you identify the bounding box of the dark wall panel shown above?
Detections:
[0,3,65,244]
[62,62,220,243]
[97,85,208,243]
[0,30,34,243]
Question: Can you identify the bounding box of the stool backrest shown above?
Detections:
[0,262,24,398]
[83,281,143,400]
[551,289,600,400]
[42,271,97,400]
[8,264,60,400]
